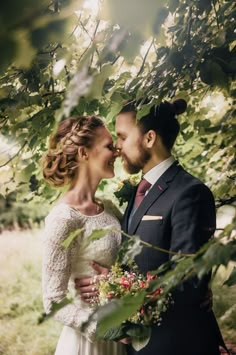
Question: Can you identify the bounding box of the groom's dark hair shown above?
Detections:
[119,98,187,151]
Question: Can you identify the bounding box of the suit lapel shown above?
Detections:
[122,187,137,233]
[128,161,182,235]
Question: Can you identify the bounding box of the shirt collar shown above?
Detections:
[143,156,176,186]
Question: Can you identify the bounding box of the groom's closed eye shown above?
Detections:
[117,133,126,141]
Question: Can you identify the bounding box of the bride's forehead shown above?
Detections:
[94,126,113,142]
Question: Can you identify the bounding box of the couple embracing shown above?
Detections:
[42,99,226,355]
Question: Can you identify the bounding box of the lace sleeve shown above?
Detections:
[42,206,96,340]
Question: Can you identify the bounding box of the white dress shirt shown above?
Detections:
[143,156,176,194]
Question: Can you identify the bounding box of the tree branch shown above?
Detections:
[90,19,101,67]
[0,142,27,168]
[0,117,8,128]
[137,38,154,77]
[54,0,59,13]
[215,196,236,208]
[212,0,220,29]
[227,175,236,182]
[77,18,101,67]
[187,6,193,45]
[120,229,195,257]
[38,44,62,56]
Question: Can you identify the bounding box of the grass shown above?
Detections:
[0,230,61,355]
[212,264,236,344]
[0,229,235,354]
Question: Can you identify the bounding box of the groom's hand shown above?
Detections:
[74,261,109,303]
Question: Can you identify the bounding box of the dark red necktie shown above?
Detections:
[134,179,151,208]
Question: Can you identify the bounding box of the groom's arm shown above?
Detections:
[170,183,216,253]
[170,183,216,307]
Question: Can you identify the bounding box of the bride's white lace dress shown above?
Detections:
[42,200,126,355]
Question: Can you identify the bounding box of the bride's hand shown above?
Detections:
[74,261,109,303]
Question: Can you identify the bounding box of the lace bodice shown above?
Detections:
[42,200,122,340]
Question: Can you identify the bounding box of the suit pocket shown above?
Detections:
[142,215,163,221]
[140,219,163,227]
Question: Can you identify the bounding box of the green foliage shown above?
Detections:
[0,192,50,231]
[96,291,146,337]
[1,0,235,209]
[0,0,235,345]
[61,228,84,248]
[224,267,236,287]
[87,227,114,242]
[114,179,137,206]
[93,232,236,339]
[127,325,152,352]
[1,230,235,353]
[38,296,73,324]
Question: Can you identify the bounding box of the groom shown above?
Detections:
[77,99,226,355]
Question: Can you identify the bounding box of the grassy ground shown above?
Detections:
[212,263,236,345]
[0,229,235,354]
[0,230,61,355]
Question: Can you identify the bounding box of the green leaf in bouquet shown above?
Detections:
[127,325,152,351]
[108,283,119,291]
[96,291,146,337]
[146,278,163,293]
[61,228,84,249]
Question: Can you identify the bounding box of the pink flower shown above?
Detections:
[107,291,115,299]
[129,272,136,281]
[120,276,132,289]
[147,287,163,299]
[139,280,147,289]
[146,272,157,282]
[140,306,145,315]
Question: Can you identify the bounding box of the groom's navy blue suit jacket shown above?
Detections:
[122,162,224,355]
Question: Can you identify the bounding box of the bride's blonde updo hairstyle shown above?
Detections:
[42,115,105,187]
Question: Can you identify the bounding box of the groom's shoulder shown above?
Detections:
[176,166,212,192]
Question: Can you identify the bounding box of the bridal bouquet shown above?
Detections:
[93,262,172,350]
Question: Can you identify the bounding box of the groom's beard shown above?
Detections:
[122,147,151,174]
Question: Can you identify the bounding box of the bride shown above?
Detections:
[41,115,125,355]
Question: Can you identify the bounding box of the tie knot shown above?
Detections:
[137,179,151,194]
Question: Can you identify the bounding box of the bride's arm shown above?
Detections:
[42,207,96,339]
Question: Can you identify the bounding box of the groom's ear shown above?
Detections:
[145,130,156,148]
